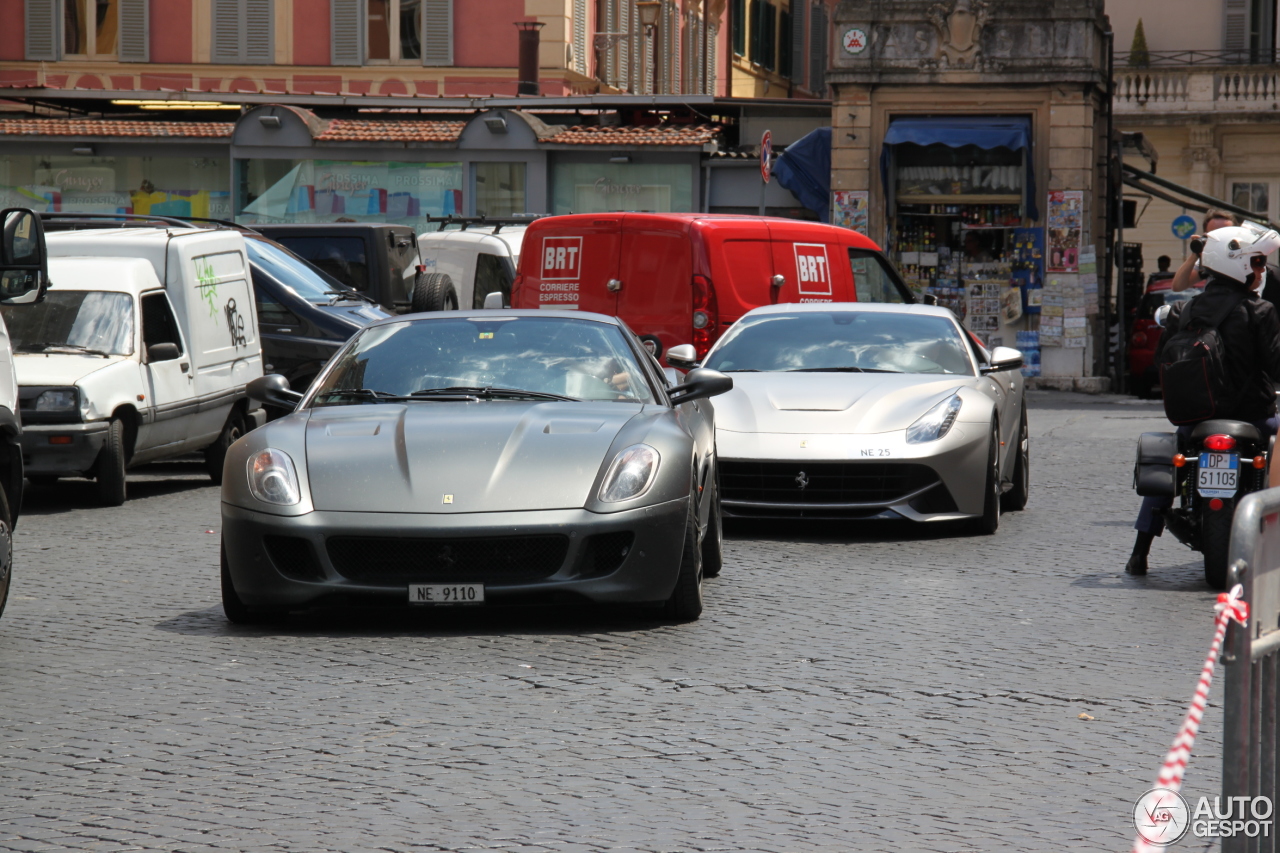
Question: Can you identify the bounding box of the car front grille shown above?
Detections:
[576,532,634,578]
[720,460,940,507]
[326,535,570,585]
[264,535,325,581]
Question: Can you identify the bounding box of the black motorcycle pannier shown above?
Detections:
[1134,432,1178,497]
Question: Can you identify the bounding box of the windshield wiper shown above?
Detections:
[24,343,112,357]
[324,289,377,306]
[412,386,580,402]
[721,368,763,373]
[786,367,902,374]
[315,388,480,403]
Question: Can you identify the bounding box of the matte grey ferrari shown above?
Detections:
[219,310,732,622]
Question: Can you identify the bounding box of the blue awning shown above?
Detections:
[773,127,831,223]
[880,116,1037,220]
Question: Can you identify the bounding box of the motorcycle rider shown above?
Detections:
[1127,224,1280,575]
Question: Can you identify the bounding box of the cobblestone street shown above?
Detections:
[0,391,1231,852]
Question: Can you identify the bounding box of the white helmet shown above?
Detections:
[1199,223,1280,285]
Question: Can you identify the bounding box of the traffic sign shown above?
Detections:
[760,130,772,184]
[1172,215,1197,240]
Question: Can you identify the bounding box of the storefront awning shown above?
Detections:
[880,116,1037,220]
[773,127,831,223]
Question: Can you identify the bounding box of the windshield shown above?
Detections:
[309,316,656,406]
[1138,287,1200,320]
[271,236,370,291]
[2,291,134,356]
[245,238,357,304]
[704,310,974,376]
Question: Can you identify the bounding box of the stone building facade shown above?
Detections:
[828,0,1111,384]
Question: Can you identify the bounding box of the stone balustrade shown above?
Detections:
[1114,65,1280,115]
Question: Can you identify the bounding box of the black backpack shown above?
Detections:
[1158,292,1248,424]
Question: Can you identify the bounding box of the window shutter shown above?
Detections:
[1224,0,1247,54]
[808,1,827,96]
[25,0,59,60]
[211,0,242,62]
[790,1,805,85]
[118,0,149,62]
[573,0,588,74]
[244,0,274,64]
[705,23,717,94]
[421,0,452,66]
[331,0,362,65]
[661,0,674,93]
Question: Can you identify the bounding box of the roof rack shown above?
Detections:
[424,214,551,234]
[38,212,262,234]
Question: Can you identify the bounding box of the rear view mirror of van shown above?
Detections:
[0,209,49,305]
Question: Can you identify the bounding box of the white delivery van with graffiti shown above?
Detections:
[8,226,265,505]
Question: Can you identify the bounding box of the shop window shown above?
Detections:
[473,254,512,309]
[474,162,527,218]
[0,154,229,217]
[32,0,121,58]
[235,159,464,231]
[552,162,694,215]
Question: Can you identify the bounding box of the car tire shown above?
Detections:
[94,418,127,507]
[701,472,724,578]
[664,496,704,622]
[205,410,245,485]
[27,475,58,487]
[221,541,283,624]
[1202,503,1232,590]
[0,485,13,621]
[968,422,1001,536]
[1000,407,1030,512]
[411,273,458,313]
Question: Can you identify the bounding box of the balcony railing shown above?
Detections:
[1114,64,1280,114]
[1116,49,1280,67]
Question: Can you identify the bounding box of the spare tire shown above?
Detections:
[411,273,459,313]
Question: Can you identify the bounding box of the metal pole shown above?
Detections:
[1116,137,1127,396]
[1103,26,1116,391]
[1223,560,1253,853]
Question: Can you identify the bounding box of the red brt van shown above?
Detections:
[510,213,913,360]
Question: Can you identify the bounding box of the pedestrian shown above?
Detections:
[1126,224,1280,575]
[1170,209,1240,292]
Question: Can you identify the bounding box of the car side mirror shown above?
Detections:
[0,208,48,305]
[247,374,304,409]
[146,342,180,363]
[1153,304,1172,327]
[981,346,1023,374]
[483,291,505,309]
[669,368,733,405]
[666,343,698,370]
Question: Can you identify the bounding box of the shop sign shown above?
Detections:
[593,177,644,196]
[793,243,832,297]
[841,27,869,55]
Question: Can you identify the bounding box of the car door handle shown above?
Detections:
[606,279,623,292]
[771,275,785,288]
[180,362,190,372]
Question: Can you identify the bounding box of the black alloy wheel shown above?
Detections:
[0,486,13,620]
[664,493,705,621]
[1001,407,1030,512]
[701,468,724,578]
[968,421,1001,536]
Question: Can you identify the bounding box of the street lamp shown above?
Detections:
[636,0,661,95]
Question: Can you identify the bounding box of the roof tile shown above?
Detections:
[544,123,720,146]
[0,118,233,138]
[315,119,466,142]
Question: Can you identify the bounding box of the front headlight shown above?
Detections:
[599,444,661,503]
[35,388,77,411]
[906,392,963,444]
[246,448,301,505]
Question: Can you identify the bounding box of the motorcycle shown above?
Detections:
[1132,305,1273,588]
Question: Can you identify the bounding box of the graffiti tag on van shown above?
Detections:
[542,237,583,280]
[793,244,832,297]
[225,298,247,348]
[195,257,221,318]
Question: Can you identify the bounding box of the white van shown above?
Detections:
[9,226,265,505]
[413,222,527,312]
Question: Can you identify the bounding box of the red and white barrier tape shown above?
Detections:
[1131,583,1250,853]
